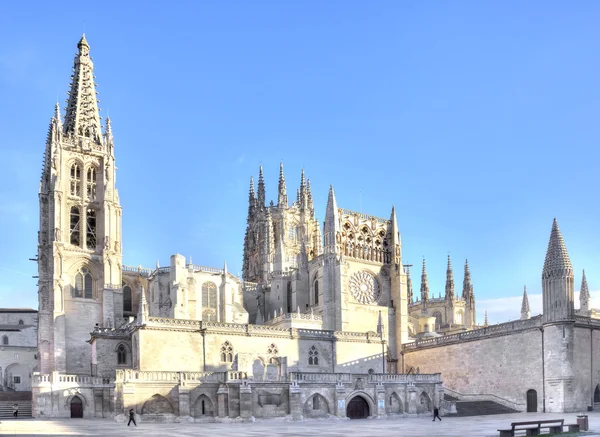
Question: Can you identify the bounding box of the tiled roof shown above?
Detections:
[543,219,572,273]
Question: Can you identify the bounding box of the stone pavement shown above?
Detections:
[0,411,599,437]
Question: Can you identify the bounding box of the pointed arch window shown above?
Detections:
[123,284,132,313]
[70,163,81,196]
[70,206,81,246]
[73,267,93,299]
[314,279,319,306]
[2,335,8,345]
[86,208,96,250]
[220,341,233,363]
[202,282,217,322]
[308,345,319,365]
[18,320,23,325]
[86,167,97,201]
[117,344,127,365]
[286,282,292,313]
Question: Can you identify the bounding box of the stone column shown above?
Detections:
[289,381,302,420]
[178,384,191,418]
[239,381,253,419]
[407,384,417,414]
[217,384,229,418]
[335,382,347,418]
[376,383,386,417]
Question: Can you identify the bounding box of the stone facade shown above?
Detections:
[29,35,600,420]
[0,309,38,391]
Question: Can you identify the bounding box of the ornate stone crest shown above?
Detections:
[349,271,380,304]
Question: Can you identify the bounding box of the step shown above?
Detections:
[0,400,32,418]
[451,400,519,417]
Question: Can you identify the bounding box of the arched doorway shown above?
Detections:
[526,389,537,412]
[70,396,83,418]
[347,396,370,419]
[594,384,600,403]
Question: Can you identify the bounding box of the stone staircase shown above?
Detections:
[451,400,519,417]
[0,392,32,418]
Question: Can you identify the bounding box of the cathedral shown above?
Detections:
[29,35,600,420]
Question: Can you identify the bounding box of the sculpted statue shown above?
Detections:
[104,236,110,250]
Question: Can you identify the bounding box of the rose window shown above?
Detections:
[349,271,381,304]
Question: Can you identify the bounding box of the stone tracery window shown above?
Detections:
[70,206,81,246]
[86,208,96,249]
[70,163,81,196]
[73,267,93,299]
[313,278,319,305]
[202,282,217,321]
[267,343,279,357]
[123,283,132,313]
[220,341,233,362]
[308,345,319,365]
[86,166,97,200]
[117,343,127,365]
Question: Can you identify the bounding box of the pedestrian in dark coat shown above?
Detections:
[127,409,137,426]
[433,406,442,421]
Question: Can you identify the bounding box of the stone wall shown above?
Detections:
[404,327,543,411]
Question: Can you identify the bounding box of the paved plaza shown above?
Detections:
[0,412,599,437]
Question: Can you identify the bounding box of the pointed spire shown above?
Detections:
[64,35,102,143]
[298,169,308,209]
[376,310,383,335]
[307,179,314,214]
[105,116,113,138]
[462,259,471,301]
[247,176,257,216]
[138,286,148,323]
[484,311,489,327]
[521,286,531,320]
[54,102,62,124]
[580,270,590,313]
[257,166,265,208]
[543,218,573,276]
[277,162,288,207]
[420,258,429,302]
[445,255,455,301]
[223,261,228,278]
[324,185,340,254]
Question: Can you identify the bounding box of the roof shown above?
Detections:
[543,219,572,274]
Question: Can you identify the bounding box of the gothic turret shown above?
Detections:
[580,270,590,313]
[445,255,455,303]
[521,286,531,320]
[277,162,288,207]
[420,259,429,313]
[299,169,308,210]
[64,34,102,143]
[257,166,265,208]
[542,218,574,323]
[462,259,471,301]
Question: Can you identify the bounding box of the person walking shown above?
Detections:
[12,404,18,418]
[127,408,137,426]
[433,406,442,421]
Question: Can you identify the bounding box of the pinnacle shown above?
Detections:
[54,102,61,121]
[447,255,453,271]
[78,33,89,50]
[543,218,572,274]
[521,286,530,313]
[581,269,590,299]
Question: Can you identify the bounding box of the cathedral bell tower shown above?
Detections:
[38,35,123,374]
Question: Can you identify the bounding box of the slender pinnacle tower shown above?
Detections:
[521,286,531,320]
[580,270,590,313]
[420,259,429,313]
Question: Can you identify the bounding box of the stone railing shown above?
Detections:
[146,317,201,329]
[116,370,226,383]
[575,315,600,327]
[227,371,248,381]
[242,281,258,292]
[92,326,130,337]
[404,316,542,351]
[123,265,154,275]
[339,208,389,224]
[202,321,248,331]
[367,373,441,383]
[442,386,524,412]
[33,372,109,385]
[289,372,353,383]
[265,311,323,325]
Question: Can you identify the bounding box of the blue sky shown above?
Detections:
[1,1,599,323]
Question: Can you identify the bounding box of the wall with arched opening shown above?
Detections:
[303,393,330,418]
[192,394,215,418]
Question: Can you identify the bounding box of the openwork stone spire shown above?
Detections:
[521,286,530,320]
[484,311,489,327]
[445,255,454,302]
[420,259,429,302]
[277,162,288,207]
[543,218,573,276]
[247,176,256,216]
[462,259,471,301]
[64,34,102,143]
[257,166,265,208]
[405,264,413,303]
